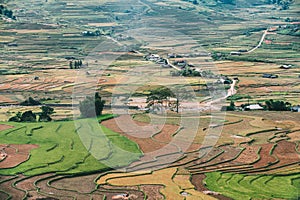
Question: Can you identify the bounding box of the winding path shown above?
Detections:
[245,30,268,53]
[243,28,277,54]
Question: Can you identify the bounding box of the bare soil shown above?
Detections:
[35,174,80,200]
[0,175,26,200]
[271,140,300,166]
[0,144,38,168]
[253,143,277,168]
[234,144,260,164]
[101,115,179,153]
[139,184,164,200]
[50,174,99,194]
[0,124,14,131]
[191,174,233,200]
[16,174,51,192]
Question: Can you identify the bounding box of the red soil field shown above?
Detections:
[234,144,260,164]
[0,176,26,200]
[253,143,278,168]
[51,174,100,193]
[35,174,90,200]
[270,140,300,167]
[15,174,51,192]
[0,124,14,131]
[101,115,179,153]
[139,185,164,200]
[0,144,38,168]
[191,174,232,200]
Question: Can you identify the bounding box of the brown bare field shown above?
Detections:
[185,148,224,168]
[288,131,300,142]
[35,174,88,200]
[97,167,216,200]
[271,140,300,167]
[101,115,179,153]
[0,175,26,200]
[234,145,260,164]
[14,174,51,192]
[188,146,243,172]
[0,124,14,131]
[191,174,232,200]
[253,143,277,168]
[50,174,99,194]
[139,185,164,200]
[0,144,38,168]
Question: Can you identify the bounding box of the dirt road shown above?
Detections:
[246,30,268,53]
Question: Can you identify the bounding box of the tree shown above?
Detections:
[74,61,78,69]
[226,101,235,111]
[146,87,174,113]
[265,99,291,111]
[220,0,235,5]
[20,111,36,122]
[0,5,15,19]
[39,106,54,122]
[20,97,41,106]
[172,87,194,113]
[146,86,194,113]
[9,112,22,122]
[79,92,105,118]
[69,61,73,69]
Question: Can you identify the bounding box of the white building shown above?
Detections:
[291,106,300,112]
[245,104,264,110]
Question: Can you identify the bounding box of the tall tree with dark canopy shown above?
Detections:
[20,97,41,106]
[39,106,54,122]
[79,92,105,118]
[20,111,36,122]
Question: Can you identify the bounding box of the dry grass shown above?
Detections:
[97,167,216,199]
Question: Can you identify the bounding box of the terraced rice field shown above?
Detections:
[0,115,143,199]
[0,0,299,199]
[205,172,300,200]
[0,112,299,199]
[97,112,299,199]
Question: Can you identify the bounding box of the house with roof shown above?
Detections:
[147,54,160,61]
[291,105,300,112]
[280,64,292,69]
[262,74,278,79]
[230,51,242,56]
[244,104,264,111]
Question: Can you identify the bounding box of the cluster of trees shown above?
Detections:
[79,92,105,118]
[278,24,299,36]
[229,99,292,111]
[20,97,41,106]
[171,68,217,78]
[69,60,83,69]
[219,0,235,5]
[265,99,291,111]
[265,0,293,10]
[192,0,199,5]
[0,5,16,20]
[146,87,193,113]
[9,106,54,122]
[171,67,201,77]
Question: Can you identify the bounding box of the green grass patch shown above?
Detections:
[205,172,300,200]
[0,117,142,176]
